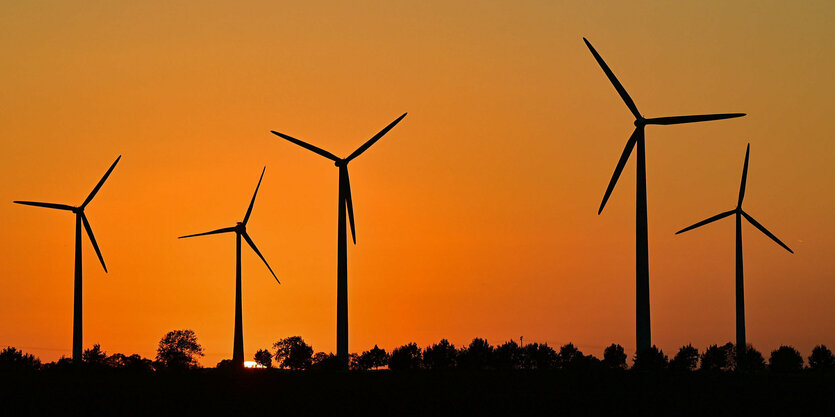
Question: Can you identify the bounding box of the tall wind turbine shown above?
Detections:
[583,37,746,353]
[270,113,407,370]
[676,144,793,357]
[179,167,279,368]
[13,155,121,363]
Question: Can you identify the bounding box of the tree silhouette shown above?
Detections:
[736,345,766,372]
[155,329,204,369]
[494,340,522,370]
[389,343,422,371]
[557,343,588,370]
[254,349,272,368]
[669,344,699,372]
[423,339,458,370]
[632,346,667,371]
[602,344,627,369]
[458,338,494,370]
[700,343,735,371]
[273,336,313,370]
[353,345,388,370]
[105,353,154,372]
[82,344,107,366]
[311,352,342,371]
[769,346,803,372]
[520,343,558,370]
[0,347,41,371]
[808,345,834,371]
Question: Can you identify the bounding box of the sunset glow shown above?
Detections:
[1,1,833,367]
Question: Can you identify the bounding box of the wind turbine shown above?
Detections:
[270,112,407,370]
[583,37,746,353]
[179,167,279,368]
[676,144,792,358]
[13,155,121,363]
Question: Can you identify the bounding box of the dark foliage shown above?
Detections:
[700,343,735,371]
[520,343,558,370]
[273,336,313,370]
[311,352,342,371]
[458,338,493,370]
[558,343,590,370]
[423,339,457,370]
[769,346,804,372]
[254,349,273,368]
[808,345,834,371]
[155,329,204,370]
[0,347,41,371]
[602,344,627,369]
[105,353,154,372]
[736,345,766,372]
[669,344,699,372]
[82,344,107,366]
[494,340,522,370]
[632,345,668,371]
[389,343,422,371]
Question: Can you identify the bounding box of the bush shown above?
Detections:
[808,345,834,371]
[423,339,457,370]
[769,346,803,372]
[602,344,627,370]
[389,343,422,371]
[632,346,667,371]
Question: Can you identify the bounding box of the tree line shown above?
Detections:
[2,329,833,374]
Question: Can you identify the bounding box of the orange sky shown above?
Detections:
[1,1,833,366]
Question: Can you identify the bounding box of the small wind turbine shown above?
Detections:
[583,37,746,353]
[676,144,793,357]
[270,112,407,370]
[179,167,279,368]
[13,155,121,363]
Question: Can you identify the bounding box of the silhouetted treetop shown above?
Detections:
[808,345,834,371]
[273,336,313,370]
[423,339,457,370]
[669,344,699,372]
[389,343,422,371]
[156,329,204,370]
[603,344,627,370]
[0,347,41,371]
[254,348,273,368]
[769,346,803,372]
[632,346,667,372]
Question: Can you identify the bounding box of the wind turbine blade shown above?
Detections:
[82,155,121,208]
[81,213,107,273]
[13,201,75,211]
[242,232,279,283]
[178,226,236,239]
[343,167,356,244]
[270,131,340,162]
[675,210,735,234]
[738,144,750,207]
[344,113,407,163]
[599,127,639,214]
[644,113,745,125]
[741,211,794,254]
[582,38,641,119]
[243,167,266,225]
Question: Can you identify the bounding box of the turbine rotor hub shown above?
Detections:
[634,117,646,127]
[334,159,346,167]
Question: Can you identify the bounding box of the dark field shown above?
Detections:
[2,369,832,416]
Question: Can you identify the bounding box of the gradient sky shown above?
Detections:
[1,1,833,366]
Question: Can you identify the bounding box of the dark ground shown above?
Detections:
[1,369,833,416]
